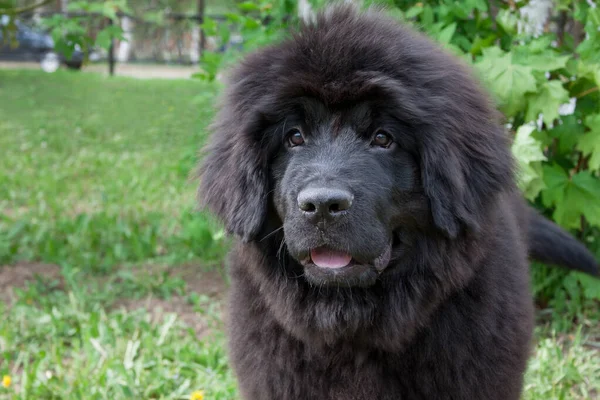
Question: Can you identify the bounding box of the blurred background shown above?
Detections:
[0,1,599,399]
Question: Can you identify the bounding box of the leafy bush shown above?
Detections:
[195,0,299,81]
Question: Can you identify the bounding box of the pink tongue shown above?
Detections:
[310,248,352,269]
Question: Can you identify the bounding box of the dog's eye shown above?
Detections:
[287,129,305,147]
[371,130,393,148]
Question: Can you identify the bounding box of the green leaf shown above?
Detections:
[238,1,260,12]
[512,124,547,200]
[446,3,469,19]
[548,115,585,156]
[576,20,600,63]
[519,163,547,201]
[471,0,488,12]
[224,13,243,24]
[54,39,74,60]
[244,18,261,30]
[200,52,223,81]
[436,22,457,45]
[469,34,496,55]
[102,3,118,21]
[588,7,600,26]
[527,36,555,53]
[93,25,125,50]
[525,80,570,127]
[577,61,600,87]
[475,47,537,117]
[404,4,423,19]
[571,172,600,226]
[66,1,89,12]
[513,48,570,72]
[512,125,548,162]
[422,5,434,27]
[541,163,569,209]
[496,9,518,35]
[543,166,600,228]
[577,273,600,300]
[201,17,219,36]
[576,114,600,172]
[95,30,112,50]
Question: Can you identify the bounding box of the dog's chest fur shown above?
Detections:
[226,241,533,400]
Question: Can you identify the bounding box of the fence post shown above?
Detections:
[108,17,115,76]
[198,0,205,60]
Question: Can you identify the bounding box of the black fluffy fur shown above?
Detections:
[197,5,598,399]
[527,208,598,276]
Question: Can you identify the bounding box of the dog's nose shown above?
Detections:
[297,187,353,223]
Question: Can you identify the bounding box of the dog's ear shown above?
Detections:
[367,69,514,239]
[420,123,514,239]
[196,100,269,243]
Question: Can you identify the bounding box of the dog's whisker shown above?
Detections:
[276,237,287,264]
[260,226,284,242]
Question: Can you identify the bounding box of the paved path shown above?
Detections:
[0,61,198,80]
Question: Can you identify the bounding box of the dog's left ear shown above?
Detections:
[420,123,514,239]
[196,102,269,243]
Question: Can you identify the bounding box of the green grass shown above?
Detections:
[0,68,234,399]
[0,69,211,218]
[0,270,236,400]
[0,69,227,270]
[0,69,598,399]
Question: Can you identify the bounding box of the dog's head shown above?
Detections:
[198,5,514,287]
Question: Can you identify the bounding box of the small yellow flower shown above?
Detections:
[190,390,204,400]
[2,375,11,388]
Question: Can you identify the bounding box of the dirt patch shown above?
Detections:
[112,264,229,338]
[0,260,229,338]
[0,262,62,304]
[170,263,229,298]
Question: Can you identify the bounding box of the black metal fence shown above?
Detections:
[31,10,205,60]
[17,5,240,74]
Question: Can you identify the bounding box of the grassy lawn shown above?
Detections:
[0,69,598,399]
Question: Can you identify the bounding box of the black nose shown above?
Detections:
[297,187,353,223]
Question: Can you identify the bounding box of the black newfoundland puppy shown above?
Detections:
[198,5,598,400]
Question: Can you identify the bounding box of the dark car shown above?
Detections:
[0,15,83,71]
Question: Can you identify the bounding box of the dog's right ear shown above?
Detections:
[196,98,269,243]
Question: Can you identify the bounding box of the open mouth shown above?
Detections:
[298,243,393,287]
[308,244,392,272]
[310,247,353,269]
